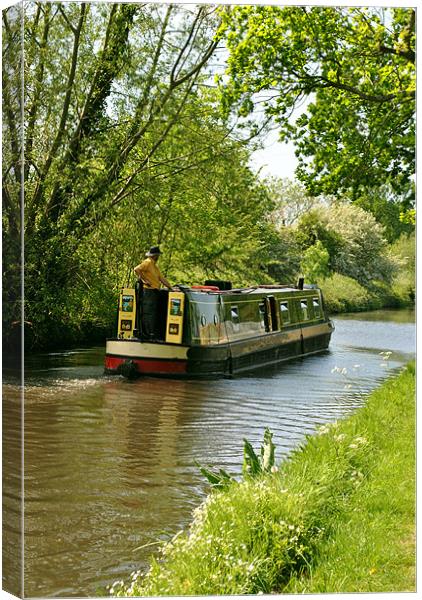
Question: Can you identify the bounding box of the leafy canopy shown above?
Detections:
[217,6,415,198]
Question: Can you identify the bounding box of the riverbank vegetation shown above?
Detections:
[111,362,415,596]
[3,4,414,351]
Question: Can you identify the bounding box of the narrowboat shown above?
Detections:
[104,280,334,378]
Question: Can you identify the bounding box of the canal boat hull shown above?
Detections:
[105,319,334,378]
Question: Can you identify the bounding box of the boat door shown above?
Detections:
[265,296,279,332]
[165,291,185,344]
[117,288,137,339]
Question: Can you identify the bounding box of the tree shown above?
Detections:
[300,241,330,284]
[296,203,394,286]
[354,183,414,243]
[217,6,415,198]
[3,2,223,348]
[77,99,280,295]
[2,3,23,345]
[265,177,325,227]
[295,209,345,270]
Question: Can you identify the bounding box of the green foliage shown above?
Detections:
[2,4,23,352]
[3,3,281,350]
[197,464,234,490]
[3,3,415,351]
[321,269,414,314]
[295,209,344,268]
[294,200,414,312]
[354,184,414,243]
[322,204,393,286]
[243,427,276,477]
[300,241,330,284]
[2,3,226,349]
[388,232,415,304]
[400,208,416,225]
[198,428,276,489]
[320,274,380,314]
[218,6,415,198]
[256,225,302,286]
[297,204,394,287]
[111,365,415,596]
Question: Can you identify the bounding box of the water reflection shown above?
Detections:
[2,385,23,597]
[2,309,415,597]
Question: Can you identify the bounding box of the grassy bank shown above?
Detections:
[111,362,415,596]
[321,273,415,314]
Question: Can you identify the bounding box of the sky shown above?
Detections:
[250,130,298,180]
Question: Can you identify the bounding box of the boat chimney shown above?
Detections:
[297,277,304,290]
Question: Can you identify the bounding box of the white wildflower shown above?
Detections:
[317,424,330,435]
[355,436,368,445]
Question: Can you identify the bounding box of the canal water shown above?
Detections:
[2,309,415,597]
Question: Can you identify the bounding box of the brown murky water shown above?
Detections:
[2,309,415,597]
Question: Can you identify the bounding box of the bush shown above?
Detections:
[321,271,414,314]
[388,232,415,304]
[300,241,330,284]
[296,203,396,287]
[320,273,378,313]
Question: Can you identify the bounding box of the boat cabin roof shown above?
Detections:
[183,285,317,295]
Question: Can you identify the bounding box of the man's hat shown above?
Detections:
[146,245,162,257]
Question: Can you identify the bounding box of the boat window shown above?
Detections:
[280,301,290,325]
[300,299,309,321]
[122,295,134,312]
[230,306,240,332]
[170,298,182,316]
[258,302,267,330]
[313,298,321,318]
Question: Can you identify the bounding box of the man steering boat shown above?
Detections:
[134,246,172,341]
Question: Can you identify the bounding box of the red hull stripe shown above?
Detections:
[105,355,187,374]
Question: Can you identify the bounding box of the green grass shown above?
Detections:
[321,273,414,314]
[285,362,416,593]
[111,363,415,596]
